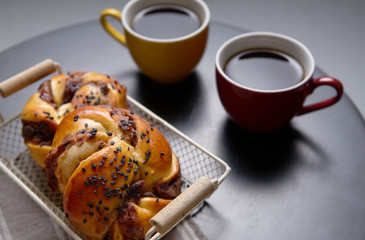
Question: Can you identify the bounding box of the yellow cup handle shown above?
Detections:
[100,8,127,46]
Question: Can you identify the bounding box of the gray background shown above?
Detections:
[0,0,364,118]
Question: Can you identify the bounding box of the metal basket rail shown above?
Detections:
[0,59,231,240]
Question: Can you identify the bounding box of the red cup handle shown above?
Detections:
[298,76,344,115]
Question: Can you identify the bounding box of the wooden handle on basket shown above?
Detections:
[149,177,216,236]
[0,59,62,98]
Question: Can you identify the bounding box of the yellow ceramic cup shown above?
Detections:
[100,0,210,84]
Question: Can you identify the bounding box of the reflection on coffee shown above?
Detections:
[132,5,200,39]
[224,49,304,90]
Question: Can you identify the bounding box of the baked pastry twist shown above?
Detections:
[21,72,127,167]
[45,106,181,240]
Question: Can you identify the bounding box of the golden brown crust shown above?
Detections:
[45,106,181,240]
[21,72,127,167]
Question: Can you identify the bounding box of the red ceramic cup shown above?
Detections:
[216,32,343,132]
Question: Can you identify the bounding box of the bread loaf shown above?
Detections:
[45,106,181,239]
[21,72,127,167]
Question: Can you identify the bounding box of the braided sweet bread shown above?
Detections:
[45,106,181,240]
[21,72,127,167]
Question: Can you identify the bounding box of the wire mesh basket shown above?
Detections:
[0,59,230,240]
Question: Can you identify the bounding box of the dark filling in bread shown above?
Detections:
[153,170,182,199]
[62,72,86,104]
[109,108,138,147]
[22,120,57,146]
[39,80,56,107]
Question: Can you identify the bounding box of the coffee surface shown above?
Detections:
[224,49,304,90]
[132,5,200,39]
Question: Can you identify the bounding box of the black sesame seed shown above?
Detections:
[87,202,94,208]
[89,212,94,216]
[83,219,87,223]
[111,141,115,145]
[106,132,112,136]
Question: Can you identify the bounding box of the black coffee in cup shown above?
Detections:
[132,5,201,39]
[224,49,304,90]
